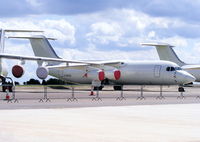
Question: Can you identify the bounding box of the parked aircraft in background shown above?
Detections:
[141,43,200,82]
[0,29,43,91]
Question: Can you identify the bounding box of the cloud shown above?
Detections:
[1,6,200,83]
[0,0,199,24]
[26,0,42,7]
[0,18,76,44]
[137,0,200,22]
[58,45,158,61]
[86,22,123,45]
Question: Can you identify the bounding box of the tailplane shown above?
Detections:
[141,42,186,66]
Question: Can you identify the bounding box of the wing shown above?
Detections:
[0,53,92,64]
[0,53,122,67]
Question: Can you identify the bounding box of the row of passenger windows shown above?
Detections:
[166,67,182,71]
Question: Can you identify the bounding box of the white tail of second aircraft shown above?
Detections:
[28,36,59,59]
[8,35,60,66]
[141,43,186,66]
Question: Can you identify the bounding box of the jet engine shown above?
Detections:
[104,69,121,80]
[36,66,49,80]
[12,65,24,78]
[87,70,105,81]
[113,69,121,80]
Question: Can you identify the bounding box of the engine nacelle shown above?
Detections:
[36,66,49,80]
[114,69,121,80]
[104,69,121,80]
[87,70,105,81]
[12,65,24,78]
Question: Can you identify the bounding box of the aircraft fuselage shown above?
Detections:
[49,61,195,85]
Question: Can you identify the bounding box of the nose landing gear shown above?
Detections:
[177,86,185,99]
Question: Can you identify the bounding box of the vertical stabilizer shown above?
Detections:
[8,35,60,66]
[141,43,186,66]
[29,36,60,65]
[29,36,59,59]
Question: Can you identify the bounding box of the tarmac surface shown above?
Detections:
[0,85,200,142]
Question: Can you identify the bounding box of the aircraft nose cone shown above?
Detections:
[176,71,196,84]
[184,74,196,83]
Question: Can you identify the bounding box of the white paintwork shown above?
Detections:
[48,60,195,85]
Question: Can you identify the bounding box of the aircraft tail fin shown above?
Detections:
[9,35,60,66]
[141,42,186,66]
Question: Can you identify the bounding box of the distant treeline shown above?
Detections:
[23,78,66,85]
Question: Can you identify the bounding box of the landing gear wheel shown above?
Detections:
[9,86,13,92]
[113,86,122,90]
[178,87,185,92]
[2,86,6,92]
[93,86,103,91]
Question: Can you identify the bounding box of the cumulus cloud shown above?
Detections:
[1,3,200,82]
[0,18,76,44]
[1,0,200,24]
[58,45,158,61]
[26,0,42,7]
[86,22,123,45]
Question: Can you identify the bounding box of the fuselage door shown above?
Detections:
[154,65,162,78]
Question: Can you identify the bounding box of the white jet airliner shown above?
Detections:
[141,43,200,82]
[0,35,195,91]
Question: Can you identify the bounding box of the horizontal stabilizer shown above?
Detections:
[8,36,56,40]
[140,42,174,47]
[4,29,43,33]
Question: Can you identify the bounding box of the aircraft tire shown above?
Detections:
[113,86,122,90]
[93,86,103,91]
[178,87,185,92]
[2,86,6,92]
[9,86,13,92]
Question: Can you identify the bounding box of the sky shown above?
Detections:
[1,0,200,83]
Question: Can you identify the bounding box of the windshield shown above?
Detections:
[166,66,182,71]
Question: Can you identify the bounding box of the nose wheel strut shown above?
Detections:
[177,86,185,99]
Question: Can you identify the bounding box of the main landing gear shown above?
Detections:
[1,76,13,92]
[113,85,122,90]
[93,86,104,91]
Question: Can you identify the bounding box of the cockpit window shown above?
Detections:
[175,67,182,70]
[166,66,181,71]
[166,67,170,71]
